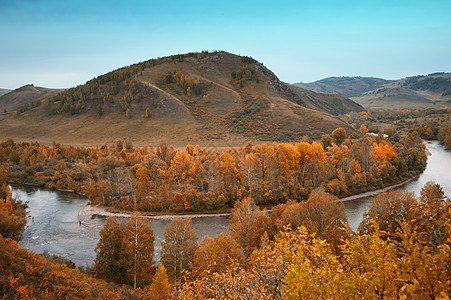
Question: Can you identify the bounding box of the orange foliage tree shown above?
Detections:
[0,168,27,241]
[228,197,273,255]
[94,215,154,288]
[192,233,245,278]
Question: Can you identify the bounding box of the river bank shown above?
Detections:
[78,174,421,221]
[337,175,420,203]
[9,180,87,197]
[78,204,232,222]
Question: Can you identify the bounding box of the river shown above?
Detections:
[13,140,451,266]
[344,140,451,230]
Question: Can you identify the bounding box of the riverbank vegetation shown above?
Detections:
[0,129,426,214]
[1,180,449,298]
[342,107,451,146]
[0,168,27,240]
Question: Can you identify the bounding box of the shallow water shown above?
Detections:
[15,185,229,266]
[14,140,451,265]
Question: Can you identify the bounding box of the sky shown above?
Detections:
[1,0,450,89]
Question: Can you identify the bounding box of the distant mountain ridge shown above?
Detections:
[294,73,451,110]
[0,88,11,97]
[0,51,364,146]
[0,84,62,114]
[294,77,392,97]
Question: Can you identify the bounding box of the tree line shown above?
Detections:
[0,130,426,214]
[342,108,451,146]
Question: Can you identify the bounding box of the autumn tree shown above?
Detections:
[149,264,171,300]
[130,165,152,210]
[228,197,273,255]
[283,222,449,299]
[332,127,347,145]
[0,197,27,241]
[0,168,27,241]
[358,189,416,236]
[273,190,348,253]
[95,216,155,288]
[161,217,198,284]
[370,139,396,166]
[122,215,155,288]
[192,233,245,278]
[419,181,445,204]
[357,123,367,135]
[413,182,450,249]
[169,150,198,190]
[0,167,9,199]
[95,217,127,285]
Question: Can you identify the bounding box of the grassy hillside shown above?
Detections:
[296,73,451,110]
[0,84,62,114]
[0,52,364,146]
[352,73,451,110]
[294,77,391,97]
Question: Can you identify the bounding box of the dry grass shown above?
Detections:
[0,52,360,147]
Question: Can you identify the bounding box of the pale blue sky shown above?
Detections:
[1,0,450,89]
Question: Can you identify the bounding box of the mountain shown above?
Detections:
[294,77,392,97]
[295,73,451,110]
[0,84,62,114]
[0,52,364,146]
[0,88,11,97]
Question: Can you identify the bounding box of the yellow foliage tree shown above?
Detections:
[149,264,171,300]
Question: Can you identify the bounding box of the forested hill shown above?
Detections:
[295,73,451,110]
[294,77,392,97]
[0,51,364,146]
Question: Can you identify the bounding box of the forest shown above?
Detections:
[0,128,427,214]
[1,123,450,298]
[0,169,449,298]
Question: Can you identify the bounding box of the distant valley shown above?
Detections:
[0,52,364,147]
[294,73,451,110]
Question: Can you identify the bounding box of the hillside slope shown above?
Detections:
[294,76,391,97]
[0,84,62,114]
[0,52,364,146]
[295,73,451,110]
[352,73,451,110]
